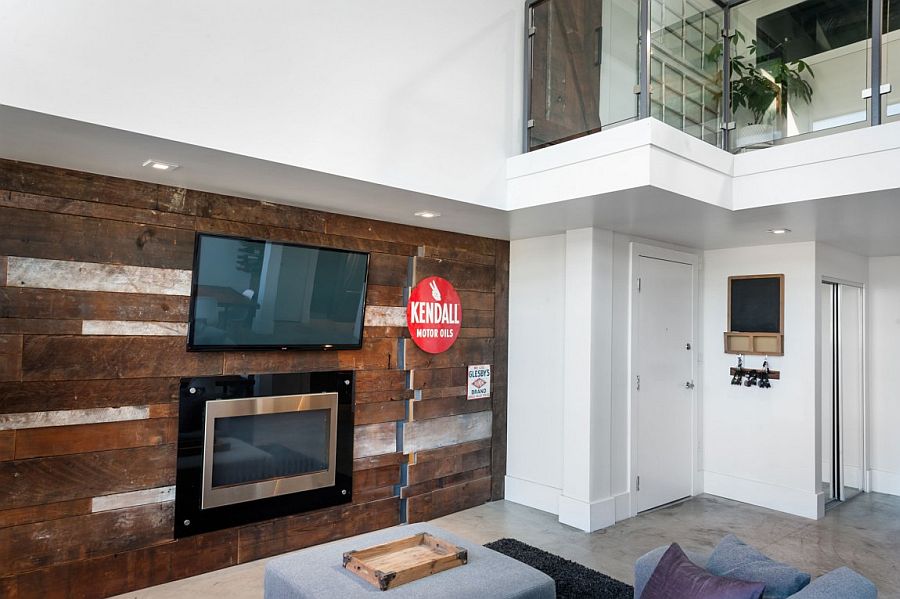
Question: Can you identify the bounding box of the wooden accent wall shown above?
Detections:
[0,159,509,598]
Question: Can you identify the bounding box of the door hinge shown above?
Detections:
[636,476,641,491]
[636,375,641,391]
[637,277,642,292]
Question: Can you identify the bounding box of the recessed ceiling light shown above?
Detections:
[142,159,180,171]
[414,211,441,219]
[768,228,791,235]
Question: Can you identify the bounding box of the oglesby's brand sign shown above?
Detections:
[407,276,461,354]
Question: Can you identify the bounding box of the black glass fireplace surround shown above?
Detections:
[175,371,354,538]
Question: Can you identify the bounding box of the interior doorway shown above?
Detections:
[632,247,698,513]
[820,281,866,507]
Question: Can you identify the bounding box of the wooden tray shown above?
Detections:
[342,532,468,591]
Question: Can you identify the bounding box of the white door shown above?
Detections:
[636,255,694,512]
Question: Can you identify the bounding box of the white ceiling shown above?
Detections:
[3,105,900,257]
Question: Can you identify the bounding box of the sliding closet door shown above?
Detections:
[821,284,836,500]
[839,285,864,496]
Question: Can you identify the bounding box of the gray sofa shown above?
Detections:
[634,539,877,598]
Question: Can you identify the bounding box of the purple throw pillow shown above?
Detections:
[643,543,766,599]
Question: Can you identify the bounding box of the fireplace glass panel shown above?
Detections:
[211,409,331,488]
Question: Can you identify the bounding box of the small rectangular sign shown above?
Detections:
[467,364,491,400]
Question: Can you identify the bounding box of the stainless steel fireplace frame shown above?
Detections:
[201,392,339,510]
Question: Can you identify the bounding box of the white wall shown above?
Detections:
[867,257,900,496]
[702,242,821,518]
[0,0,523,208]
[506,234,567,513]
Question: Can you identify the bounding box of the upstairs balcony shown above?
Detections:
[524,0,899,153]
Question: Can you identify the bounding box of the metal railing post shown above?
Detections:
[721,7,733,150]
[638,0,652,119]
[871,0,883,126]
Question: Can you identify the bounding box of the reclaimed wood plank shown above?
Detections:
[403,412,492,454]
[2,191,197,230]
[0,158,162,210]
[0,498,91,529]
[363,326,409,339]
[81,320,187,336]
[365,285,404,307]
[491,239,510,501]
[367,253,409,287]
[401,465,492,499]
[183,189,327,232]
[462,309,494,328]
[410,367,468,390]
[0,206,195,269]
[404,337,493,370]
[0,445,175,509]
[354,401,407,426]
[22,336,222,380]
[0,319,82,335]
[363,306,406,328]
[353,422,397,458]
[354,388,414,405]
[7,257,192,296]
[412,257,494,292]
[458,327,494,338]
[0,378,179,414]
[91,486,175,513]
[0,431,13,461]
[352,485,398,504]
[355,370,407,393]
[411,438,492,464]
[407,447,492,486]
[421,245,495,266]
[353,464,401,493]
[0,288,189,322]
[457,290,494,312]
[405,476,491,524]
[14,419,173,459]
[0,502,174,577]
[223,339,397,375]
[0,334,22,382]
[352,452,405,472]
[410,396,490,421]
[0,406,150,431]
[324,214,496,257]
[0,255,6,287]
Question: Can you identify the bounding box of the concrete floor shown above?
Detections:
[111,492,900,598]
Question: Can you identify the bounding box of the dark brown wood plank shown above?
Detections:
[0,319,82,335]
[0,503,174,576]
[14,419,174,460]
[355,370,407,393]
[367,253,409,287]
[0,159,163,211]
[352,452,406,472]
[0,255,7,287]
[0,206,195,269]
[405,476,491,523]
[181,189,327,232]
[404,338,493,370]
[365,285,404,307]
[413,438,492,464]
[457,290,494,312]
[462,309,494,328]
[410,367,468,390]
[491,239,510,500]
[458,327,494,338]
[325,214,496,257]
[354,401,407,426]
[421,245,495,266]
[412,257,494,292]
[0,378,179,414]
[0,498,92,529]
[2,191,197,230]
[0,288,189,322]
[353,464,401,493]
[408,447,492,486]
[354,389,413,405]
[0,431,14,461]
[401,465,492,499]
[0,445,175,509]
[22,337,223,381]
[411,396,490,421]
[352,485,398,504]
[237,497,400,563]
[223,338,397,375]
[0,334,22,382]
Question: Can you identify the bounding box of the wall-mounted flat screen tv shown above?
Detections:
[187,233,369,351]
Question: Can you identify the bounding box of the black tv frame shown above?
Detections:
[186,232,370,352]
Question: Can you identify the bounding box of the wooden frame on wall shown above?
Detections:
[724,273,785,356]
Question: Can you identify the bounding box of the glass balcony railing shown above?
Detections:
[524,0,899,153]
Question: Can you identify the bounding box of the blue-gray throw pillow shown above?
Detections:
[707,535,811,599]
[643,543,766,599]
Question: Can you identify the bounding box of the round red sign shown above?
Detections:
[407,276,462,354]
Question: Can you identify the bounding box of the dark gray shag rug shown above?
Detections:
[485,538,634,599]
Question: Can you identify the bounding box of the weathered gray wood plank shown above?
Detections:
[402,411,492,454]
[353,422,398,458]
[81,320,188,336]
[363,306,406,327]
[7,257,191,296]
[0,406,150,431]
[91,486,176,513]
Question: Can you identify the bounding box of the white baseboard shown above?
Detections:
[504,476,560,515]
[614,491,632,522]
[558,494,616,532]
[703,470,821,519]
[869,469,900,496]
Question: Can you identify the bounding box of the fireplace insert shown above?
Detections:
[175,371,354,538]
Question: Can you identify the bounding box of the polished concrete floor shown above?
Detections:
[112,492,900,598]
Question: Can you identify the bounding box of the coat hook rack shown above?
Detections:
[730,354,780,387]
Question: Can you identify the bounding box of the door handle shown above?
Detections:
[684,381,695,389]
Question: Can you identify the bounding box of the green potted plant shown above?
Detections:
[708,31,815,147]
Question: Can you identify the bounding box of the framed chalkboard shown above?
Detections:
[728,275,784,333]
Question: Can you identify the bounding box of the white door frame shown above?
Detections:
[628,242,702,518]
[821,277,868,495]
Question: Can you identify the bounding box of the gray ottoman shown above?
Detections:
[265,523,556,599]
